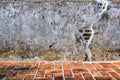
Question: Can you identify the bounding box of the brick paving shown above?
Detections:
[0,61,120,80]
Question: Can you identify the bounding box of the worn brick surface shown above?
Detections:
[95,72,113,80]
[83,73,93,80]
[24,75,34,80]
[70,62,85,69]
[64,70,73,77]
[36,70,45,77]
[63,62,70,69]
[109,72,120,79]
[84,63,94,69]
[0,61,120,80]
[55,62,62,69]
[73,69,88,73]
[92,63,102,69]
[113,62,120,68]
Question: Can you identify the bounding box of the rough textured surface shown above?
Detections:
[0,2,120,61]
[0,0,120,3]
[0,61,120,80]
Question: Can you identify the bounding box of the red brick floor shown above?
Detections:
[0,61,120,80]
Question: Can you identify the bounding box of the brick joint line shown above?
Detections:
[0,61,120,80]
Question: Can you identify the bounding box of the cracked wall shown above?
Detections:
[0,2,120,61]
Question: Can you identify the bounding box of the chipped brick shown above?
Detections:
[83,73,93,80]
[64,70,73,77]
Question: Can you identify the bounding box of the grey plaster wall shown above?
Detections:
[0,2,120,60]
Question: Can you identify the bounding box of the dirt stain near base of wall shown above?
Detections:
[0,48,119,61]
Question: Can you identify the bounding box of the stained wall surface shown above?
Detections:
[0,0,120,3]
[0,1,120,61]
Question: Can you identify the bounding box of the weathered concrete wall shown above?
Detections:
[0,0,120,3]
[0,1,120,61]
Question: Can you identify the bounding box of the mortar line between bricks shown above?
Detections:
[83,63,96,80]
[44,62,47,78]
[81,73,85,80]
[98,63,105,69]
[112,62,119,69]
[22,63,28,80]
[92,63,98,68]
[4,64,10,71]
[106,71,116,80]
[91,63,103,77]
[52,76,54,80]
[52,62,55,80]
[107,69,116,80]
[69,62,75,78]
[70,67,74,78]
[5,64,17,80]
[111,62,120,76]
[61,62,65,80]
[53,62,55,69]
[111,67,120,76]
[14,68,21,79]
[33,62,40,80]
[96,63,103,68]
[81,63,88,80]
[13,66,20,79]
[86,69,96,80]
[1,62,120,80]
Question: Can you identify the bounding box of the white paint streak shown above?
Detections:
[79,0,110,61]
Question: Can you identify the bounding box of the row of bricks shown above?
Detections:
[0,62,120,80]
[1,69,119,80]
[0,62,120,70]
